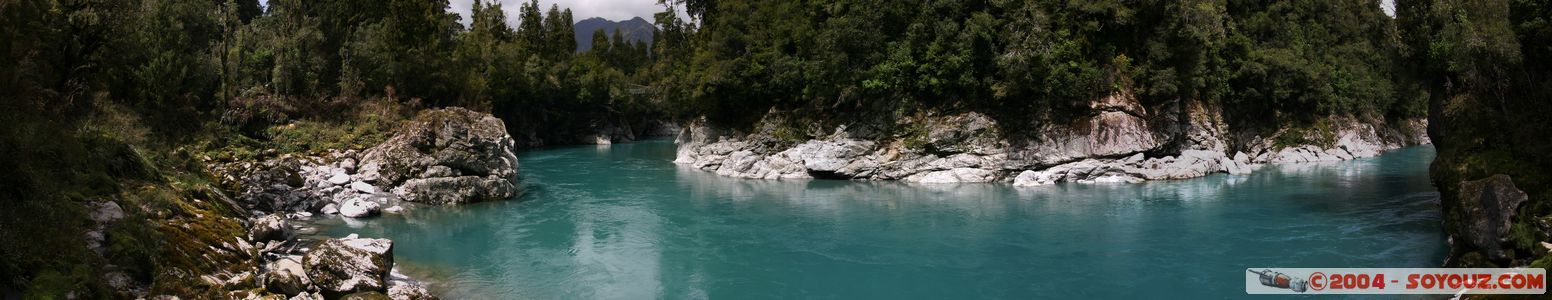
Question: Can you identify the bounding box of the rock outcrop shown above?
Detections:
[1450,175,1529,263]
[210,107,521,217]
[248,214,292,243]
[261,256,310,296]
[229,233,436,300]
[358,107,520,205]
[198,107,518,299]
[675,92,1430,185]
[304,236,394,297]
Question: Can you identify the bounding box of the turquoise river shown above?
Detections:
[314,140,1447,299]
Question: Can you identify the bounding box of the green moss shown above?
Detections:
[1272,119,1337,149]
[264,115,401,155]
[1530,254,1552,269]
[770,125,805,144]
[1453,251,1498,268]
[21,266,105,300]
[1509,222,1541,254]
[899,122,930,152]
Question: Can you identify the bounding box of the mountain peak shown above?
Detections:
[573,17,656,52]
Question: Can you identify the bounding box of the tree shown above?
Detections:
[542,5,576,59]
[591,29,612,57]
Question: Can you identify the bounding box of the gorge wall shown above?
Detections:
[675,93,1430,185]
[1399,0,1552,268]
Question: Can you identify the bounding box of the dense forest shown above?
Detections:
[0,0,1424,163]
[1,0,1548,297]
[0,0,663,296]
[653,0,1423,131]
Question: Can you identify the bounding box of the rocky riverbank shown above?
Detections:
[674,93,1430,185]
[184,107,523,299]
[210,107,521,217]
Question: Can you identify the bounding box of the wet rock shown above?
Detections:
[393,176,515,205]
[906,168,1000,183]
[1012,170,1053,186]
[303,236,394,297]
[386,269,437,300]
[339,197,381,218]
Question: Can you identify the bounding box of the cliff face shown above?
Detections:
[674,93,1429,185]
[1421,73,1552,267]
[1428,81,1552,268]
[1403,0,1552,269]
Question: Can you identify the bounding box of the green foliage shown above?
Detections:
[899,122,931,152]
[1402,0,1552,267]
[264,115,401,154]
[653,0,1417,129]
[22,267,105,300]
[1272,119,1337,149]
[106,219,161,283]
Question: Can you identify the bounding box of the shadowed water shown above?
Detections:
[312,140,1446,299]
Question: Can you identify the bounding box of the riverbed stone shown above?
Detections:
[248,214,291,243]
[339,197,381,218]
[386,270,437,300]
[304,236,394,297]
[905,168,1000,183]
[262,256,310,296]
[328,172,351,185]
[350,181,377,194]
[1012,170,1050,186]
[393,176,515,205]
[339,158,357,174]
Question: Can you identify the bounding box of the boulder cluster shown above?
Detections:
[241,217,435,300]
[211,107,520,218]
[198,108,521,299]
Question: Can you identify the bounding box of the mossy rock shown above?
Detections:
[304,237,394,297]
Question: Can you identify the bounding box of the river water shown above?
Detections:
[314,140,1446,299]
